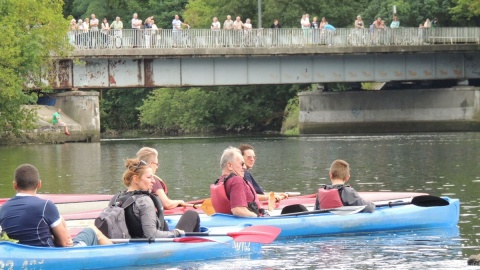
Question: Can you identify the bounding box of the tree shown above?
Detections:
[450,0,480,25]
[138,85,302,134]
[100,89,151,132]
[0,0,69,136]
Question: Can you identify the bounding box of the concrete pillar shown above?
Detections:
[53,91,100,142]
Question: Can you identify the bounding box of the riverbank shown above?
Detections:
[0,105,95,145]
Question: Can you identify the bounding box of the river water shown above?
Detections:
[1,133,479,269]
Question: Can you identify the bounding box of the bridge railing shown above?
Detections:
[68,27,480,50]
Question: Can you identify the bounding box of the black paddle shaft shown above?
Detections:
[377,195,449,208]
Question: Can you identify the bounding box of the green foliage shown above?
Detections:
[100,89,151,132]
[281,96,299,135]
[139,85,301,134]
[0,0,69,136]
[450,0,480,24]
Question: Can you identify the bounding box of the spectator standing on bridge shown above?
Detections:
[101,18,110,48]
[144,17,153,48]
[354,15,364,29]
[324,20,336,46]
[423,18,431,44]
[223,15,234,47]
[132,13,142,48]
[270,19,281,46]
[90,14,99,48]
[319,17,327,29]
[68,19,77,45]
[390,15,400,28]
[301,14,310,44]
[244,18,253,46]
[211,17,221,47]
[83,18,90,32]
[390,15,400,45]
[111,16,123,38]
[172,14,189,48]
[233,16,244,46]
[311,16,319,44]
[151,19,159,47]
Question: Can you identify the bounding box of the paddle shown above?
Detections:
[111,225,280,244]
[376,195,449,208]
[280,205,366,217]
[185,225,280,244]
[191,198,216,216]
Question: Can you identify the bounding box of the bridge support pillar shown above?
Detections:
[53,91,100,142]
[299,87,480,134]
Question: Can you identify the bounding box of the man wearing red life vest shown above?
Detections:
[315,159,375,213]
[211,147,265,217]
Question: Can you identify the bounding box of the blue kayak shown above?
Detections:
[166,197,460,238]
[0,227,262,270]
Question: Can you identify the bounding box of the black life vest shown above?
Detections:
[115,190,168,238]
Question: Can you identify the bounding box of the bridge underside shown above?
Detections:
[52,52,480,89]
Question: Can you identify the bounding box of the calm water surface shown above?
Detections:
[1,133,480,269]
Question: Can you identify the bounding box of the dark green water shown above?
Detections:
[1,133,479,269]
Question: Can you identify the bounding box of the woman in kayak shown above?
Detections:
[136,147,186,210]
[119,158,200,238]
[238,144,288,202]
[211,146,267,217]
[315,159,375,213]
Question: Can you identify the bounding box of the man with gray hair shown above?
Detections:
[211,146,266,217]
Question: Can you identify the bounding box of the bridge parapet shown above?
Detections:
[68,27,480,52]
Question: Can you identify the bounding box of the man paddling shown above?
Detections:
[315,159,375,213]
[0,164,111,247]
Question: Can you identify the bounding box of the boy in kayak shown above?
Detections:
[315,159,375,213]
[211,146,267,217]
[0,164,111,247]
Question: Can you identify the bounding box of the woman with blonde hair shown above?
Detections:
[136,147,186,210]
[116,158,200,239]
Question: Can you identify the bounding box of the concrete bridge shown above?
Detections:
[39,27,480,140]
[48,27,480,90]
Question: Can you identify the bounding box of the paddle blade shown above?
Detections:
[411,195,449,207]
[200,198,216,216]
[227,225,281,244]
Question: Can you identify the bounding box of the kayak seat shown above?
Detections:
[280,204,308,215]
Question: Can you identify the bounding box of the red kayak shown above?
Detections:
[61,191,428,221]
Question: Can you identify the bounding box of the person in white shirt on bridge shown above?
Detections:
[211,17,221,46]
[172,14,189,47]
[131,13,142,48]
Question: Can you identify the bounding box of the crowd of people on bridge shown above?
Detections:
[67,12,442,48]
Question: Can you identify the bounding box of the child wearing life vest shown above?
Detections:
[314,159,375,213]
